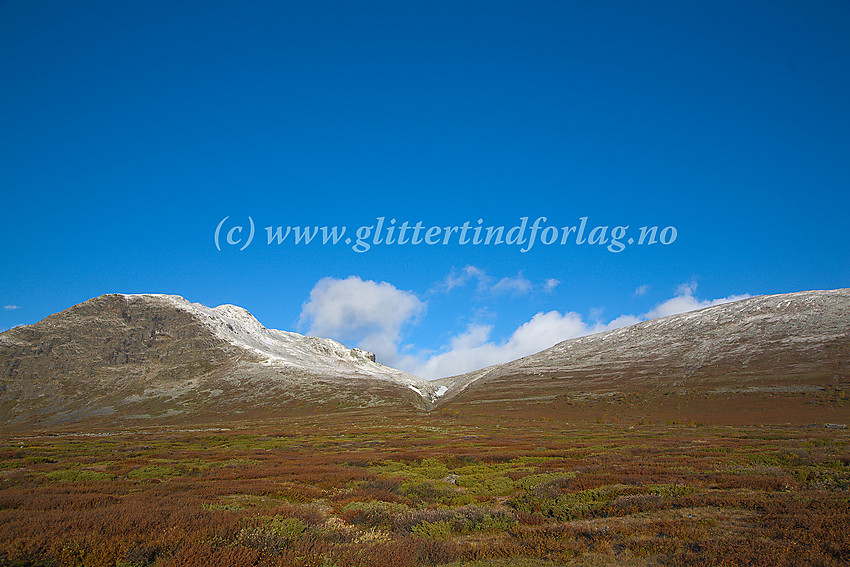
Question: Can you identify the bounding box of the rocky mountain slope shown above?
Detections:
[433,289,849,423]
[0,294,438,426]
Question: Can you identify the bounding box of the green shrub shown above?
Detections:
[411,520,452,539]
[127,465,181,480]
[515,473,574,491]
[458,474,516,497]
[510,486,613,521]
[397,505,516,536]
[644,483,695,498]
[402,480,457,505]
[266,516,306,541]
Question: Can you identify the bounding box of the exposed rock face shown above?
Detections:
[0,294,436,426]
[432,289,849,422]
[0,294,238,383]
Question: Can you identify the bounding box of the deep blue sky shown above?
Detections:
[2,1,848,377]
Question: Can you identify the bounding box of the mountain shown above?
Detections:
[432,289,849,424]
[0,294,438,426]
[1,290,848,428]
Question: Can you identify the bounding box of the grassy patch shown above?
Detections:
[127,465,181,480]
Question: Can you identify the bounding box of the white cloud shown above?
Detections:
[298,276,425,364]
[298,275,749,380]
[407,309,649,379]
[633,284,650,297]
[604,314,643,329]
[440,265,488,292]
[645,281,749,319]
[403,281,748,379]
[3,305,20,310]
[431,265,557,296]
[491,274,533,295]
[410,311,590,378]
[508,311,590,354]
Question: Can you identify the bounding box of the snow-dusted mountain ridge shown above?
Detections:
[125,294,422,387]
[432,288,849,415]
[0,293,438,425]
[0,289,846,427]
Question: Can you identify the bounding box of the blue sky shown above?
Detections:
[1,1,848,378]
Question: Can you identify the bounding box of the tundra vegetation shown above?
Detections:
[0,412,848,566]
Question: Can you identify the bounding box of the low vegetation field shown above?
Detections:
[1,412,848,566]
